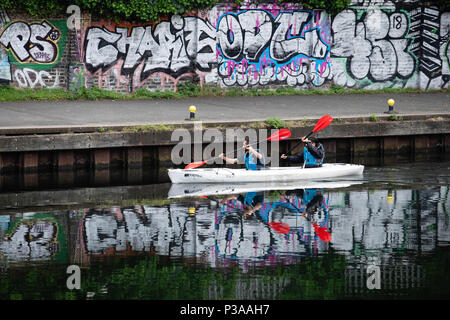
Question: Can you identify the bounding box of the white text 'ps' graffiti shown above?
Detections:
[0,20,61,64]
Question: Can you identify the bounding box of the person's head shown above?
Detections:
[309,136,319,146]
[243,136,250,150]
[243,205,253,218]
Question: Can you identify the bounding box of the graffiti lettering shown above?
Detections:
[216,10,331,87]
[3,4,447,92]
[441,12,450,87]
[83,15,216,83]
[0,9,10,83]
[0,220,59,262]
[331,8,415,87]
[0,20,60,64]
[14,68,60,88]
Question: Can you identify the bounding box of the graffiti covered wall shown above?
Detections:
[0,1,449,92]
[0,10,67,88]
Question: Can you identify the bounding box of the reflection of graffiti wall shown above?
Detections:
[0,213,66,264]
[0,2,449,92]
[0,187,448,268]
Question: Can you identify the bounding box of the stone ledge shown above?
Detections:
[0,117,449,153]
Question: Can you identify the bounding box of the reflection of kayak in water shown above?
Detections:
[168,163,364,184]
[168,180,364,199]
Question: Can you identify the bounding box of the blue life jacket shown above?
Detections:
[243,192,257,206]
[244,150,265,170]
[303,189,318,205]
[303,146,323,167]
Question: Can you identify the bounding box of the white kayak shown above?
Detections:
[168,180,364,198]
[168,163,364,184]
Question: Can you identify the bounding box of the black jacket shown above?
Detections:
[285,142,324,164]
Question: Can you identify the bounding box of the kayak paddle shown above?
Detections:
[184,128,292,169]
[312,222,332,242]
[268,222,290,234]
[285,115,333,155]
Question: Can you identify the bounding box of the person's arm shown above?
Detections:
[281,153,303,163]
[287,154,303,162]
[243,202,262,218]
[219,153,238,164]
[247,146,262,160]
[219,194,239,206]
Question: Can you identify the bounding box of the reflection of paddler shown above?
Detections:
[258,197,299,223]
[238,192,264,219]
[219,191,265,219]
[283,189,324,219]
[279,188,331,242]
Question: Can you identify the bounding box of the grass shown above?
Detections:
[0,84,447,102]
[123,124,176,132]
[388,114,404,121]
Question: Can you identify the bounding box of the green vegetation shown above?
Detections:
[265,117,287,129]
[389,114,403,121]
[0,250,348,300]
[2,0,449,23]
[2,246,447,300]
[370,114,378,122]
[0,0,354,22]
[1,85,447,103]
[278,0,351,15]
[124,124,176,132]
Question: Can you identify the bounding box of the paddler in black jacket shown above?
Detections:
[281,136,324,167]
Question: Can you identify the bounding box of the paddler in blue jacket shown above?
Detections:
[219,137,265,170]
[281,136,324,167]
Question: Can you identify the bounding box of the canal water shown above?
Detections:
[0,160,449,300]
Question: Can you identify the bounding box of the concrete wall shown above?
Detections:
[0,0,449,92]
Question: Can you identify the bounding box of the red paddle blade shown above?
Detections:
[267,128,291,141]
[268,222,290,234]
[184,160,207,169]
[312,223,332,242]
[312,115,333,133]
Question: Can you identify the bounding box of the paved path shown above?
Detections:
[0,91,448,129]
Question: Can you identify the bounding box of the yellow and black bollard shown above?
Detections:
[188,207,196,216]
[387,189,394,203]
[186,105,197,120]
[384,98,397,114]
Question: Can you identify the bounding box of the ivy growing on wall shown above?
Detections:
[0,0,351,22]
[1,0,449,22]
[279,0,351,15]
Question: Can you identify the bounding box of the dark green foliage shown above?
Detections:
[429,0,450,11]
[2,0,449,22]
[176,81,201,96]
[0,0,218,22]
[0,0,352,22]
[279,0,351,15]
